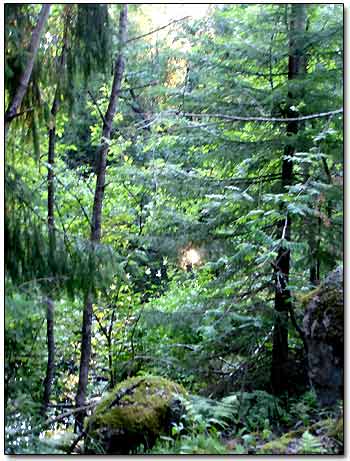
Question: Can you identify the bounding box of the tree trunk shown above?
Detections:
[41,90,60,418]
[5,4,50,138]
[309,216,321,286]
[41,34,68,416]
[75,4,128,431]
[108,339,115,388]
[47,89,60,246]
[271,4,306,395]
[42,298,55,416]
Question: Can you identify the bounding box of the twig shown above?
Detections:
[18,276,69,289]
[55,176,92,228]
[11,107,34,119]
[126,16,190,44]
[93,310,108,340]
[47,403,74,409]
[281,215,288,240]
[87,90,107,126]
[119,80,159,94]
[288,304,308,354]
[67,429,86,454]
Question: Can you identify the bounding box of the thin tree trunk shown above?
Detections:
[271,4,306,395]
[47,90,60,248]
[75,4,128,431]
[42,298,55,415]
[5,4,51,138]
[41,39,67,416]
[309,216,321,285]
[41,91,59,418]
[108,339,115,388]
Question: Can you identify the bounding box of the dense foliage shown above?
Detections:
[5,3,343,455]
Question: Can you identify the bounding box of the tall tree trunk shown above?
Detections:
[41,38,67,416]
[41,90,60,418]
[75,4,128,431]
[5,4,50,138]
[271,4,306,395]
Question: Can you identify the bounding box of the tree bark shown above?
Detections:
[271,4,306,395]
[5,4,51,138]
[75,4,128,431]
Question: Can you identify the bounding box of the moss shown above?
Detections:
[298,287,321,307]
[257,416,343,455]
[85,375,186,454]
[303,268,343,346]
[327,416,343,443]
[258,433,295,454]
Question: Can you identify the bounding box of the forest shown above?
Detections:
[4,3,343,455]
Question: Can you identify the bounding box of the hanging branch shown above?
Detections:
[156,108,343,123]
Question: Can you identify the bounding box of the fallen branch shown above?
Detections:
[9,401,98,439]
[108,379,146,409]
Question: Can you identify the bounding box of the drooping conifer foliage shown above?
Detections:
[5,3,343,455]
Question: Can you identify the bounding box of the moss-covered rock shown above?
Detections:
[84,375,186,454]
[303,267,343,406]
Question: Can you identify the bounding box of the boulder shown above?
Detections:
[84,375,186,454]
[303,267,343,406]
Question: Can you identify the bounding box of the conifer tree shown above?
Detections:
[5,4,50,138]
[271,4,307,395]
